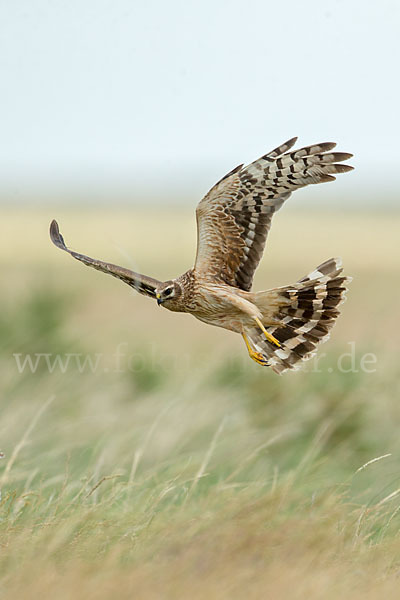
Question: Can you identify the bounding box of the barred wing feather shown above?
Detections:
[195,137,353,291]
[49,220,161,298]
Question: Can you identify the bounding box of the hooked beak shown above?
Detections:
[156,293,162,306]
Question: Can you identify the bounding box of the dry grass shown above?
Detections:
[0,205,400,599]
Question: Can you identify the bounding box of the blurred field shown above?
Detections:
[1,204,400,599]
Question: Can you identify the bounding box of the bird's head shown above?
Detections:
[155,280,182,309]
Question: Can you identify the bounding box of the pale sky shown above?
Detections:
[0,0,399,204]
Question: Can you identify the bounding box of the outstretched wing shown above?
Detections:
[194,137,353,291]
[50,220,161,298]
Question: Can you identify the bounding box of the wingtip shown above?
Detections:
[49,219,66,250]
[284,136,298,150]
[335,164,354,173]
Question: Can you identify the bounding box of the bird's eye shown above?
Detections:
[164,287,173,297]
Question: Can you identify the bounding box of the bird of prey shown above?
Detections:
[50,137,353,374]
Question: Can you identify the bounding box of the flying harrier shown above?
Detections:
[50,137,353,373]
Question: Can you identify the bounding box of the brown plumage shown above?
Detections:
[50,137,353,373]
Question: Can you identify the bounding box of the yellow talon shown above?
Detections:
[242,333,269,366]
[251,351,270,366]
[254,317,281,348]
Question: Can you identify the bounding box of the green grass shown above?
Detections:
[1,207,400,598]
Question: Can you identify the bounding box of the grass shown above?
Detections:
[1,205,400,598]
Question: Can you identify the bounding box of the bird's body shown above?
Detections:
[50,137,353,373]
[162,272,277,331]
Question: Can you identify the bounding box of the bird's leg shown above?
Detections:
[242,333,269,366]
[222,291,281,348]
[253,316,281,347]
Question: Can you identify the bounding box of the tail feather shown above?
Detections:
[247,258,351,374]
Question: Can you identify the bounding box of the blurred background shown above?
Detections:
[1,2,400,598]
[1,0,399,205]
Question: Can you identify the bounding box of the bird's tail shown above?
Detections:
[246,258,351,374]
